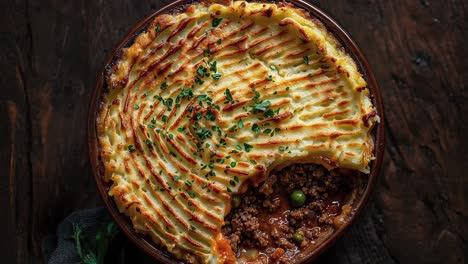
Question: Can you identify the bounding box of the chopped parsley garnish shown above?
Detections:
[162,115,168,122]
[286,87,290,91]
[188,191,196,198]
[265,75,273,81]
[147,124,156,129]
[190,225,197,230]
[204,48,211,56]
[173,175,181,181]
[202,183,208,189]
[212,17,222,27]
[217,39,222,44]
[196,128,212,140]
[303,55,309,64]
[244,143,254,152]
[225,89,234,103]
[270,65,277,70]
[194,76,204,85]
[252,124,260,134]
[230,161,237,168]
[134,104,140,110]
[197,65,209,77]
[308,73,314,77]
[209,61,217,72]
[252,101,271,113]
[205,110,216,121]
[163,98,173,108]
[128,145,136,152]
[185,180,192,187]
[238,119,244,129]
[178,87,194,101]
[151,118,157,124]
[212,73,222,80]
[229,180,236,187]
[263,108,276,118]
[226,186,232,193]
[263,128,272,134]
[279,146,289,151]
[197,94,208,101]
[252,90,261,101]
[195,111,202,120]
[155,24,161,32]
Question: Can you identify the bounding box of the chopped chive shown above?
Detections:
[265,75,273,81]
[185,180,192,187]
[173,175,181,181]
[134,104,140,109]
[303,55,309,64]
[155,24,161,32]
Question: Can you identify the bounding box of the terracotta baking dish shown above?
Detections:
[88,0,385,263]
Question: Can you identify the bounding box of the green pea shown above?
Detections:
[292,233,304,242]
[290,190,306,207]
[232,196,241,208]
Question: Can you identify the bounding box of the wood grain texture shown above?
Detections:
[1,0,466,263]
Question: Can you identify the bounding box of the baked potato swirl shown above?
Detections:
[97,1,378,263]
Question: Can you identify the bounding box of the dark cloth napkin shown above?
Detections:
[42,207,396,264]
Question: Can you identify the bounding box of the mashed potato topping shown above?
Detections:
[97,1,377,263]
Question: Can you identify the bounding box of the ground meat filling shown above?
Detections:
[222,163,360,262]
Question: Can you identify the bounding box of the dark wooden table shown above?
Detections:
[1,0,467,263]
